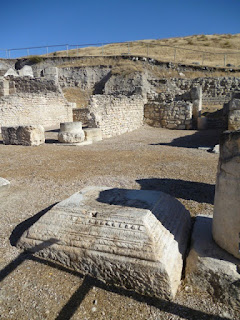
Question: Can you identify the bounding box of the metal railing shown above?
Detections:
[1,41,240,68]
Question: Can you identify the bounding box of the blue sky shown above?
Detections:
[0,0,239,57]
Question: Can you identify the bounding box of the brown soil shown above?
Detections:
[0,126,236,319]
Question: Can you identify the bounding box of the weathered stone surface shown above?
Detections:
[228,98,240,130]
[2,125,45,146]
[58,122,85,143]
[185,215,240,309]
[4,68,19,77]
[191,85,202,119]
[19,65,33,78]
[212,130,240,259]
[0,177,10,195]
[83,128,102,142]
[17,186,191,300]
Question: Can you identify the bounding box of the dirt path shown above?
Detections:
[0,126,236,319]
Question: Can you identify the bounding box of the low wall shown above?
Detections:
[0,78,73,130]
[86,94,144,138]
[144,101,192,129]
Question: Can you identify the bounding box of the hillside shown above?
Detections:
[51,33,240,68]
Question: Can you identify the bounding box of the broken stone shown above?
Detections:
[83,128,102,142]
[185,215,240,309]
[0,177,10,195]
[228,98,240,130]
[17,186,191,300]
[4,68,19,77]
[1,125,45,146]
[18,65,33,78]
[212,130,240,259]
[58,122,85,143]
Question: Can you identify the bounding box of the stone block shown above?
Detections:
[228,99,240,130]
[58,122,85,143]
[1,125,45,146]
[4,68,19,77]
[185,215,240,309]
[17,186,191,300]
[83,128,102,142]
[212,130,240,259]
[0,177,10,195]
[19,65,33,78]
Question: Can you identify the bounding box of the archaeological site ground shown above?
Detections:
[0,34,240,320]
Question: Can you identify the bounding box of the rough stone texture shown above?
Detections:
[87,94,144,138]
[2,125,45,146]
[228,98,240,130]
[0,177,10,194]
[58,66,111,91]
[41,67,59,84]
[0,78,73,130]
[212,130,240,259]
[0,79,10,97]
[144,100,192,129]
[17,186,191,300]
[190,85,202,122]
[73,108,90,126]
[18,65,33,78]
[4,68,19,77]
[83,128,102,142]
[185,215,240,309]
[58,122,85,143]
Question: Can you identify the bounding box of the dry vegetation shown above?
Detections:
[62,87,92,108]
[49,33,240,68]
[58,56,240,79]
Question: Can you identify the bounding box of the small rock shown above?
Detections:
[92,307,97,312]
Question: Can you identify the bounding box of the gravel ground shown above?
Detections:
[0,126,237,320]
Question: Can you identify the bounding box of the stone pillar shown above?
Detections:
[0,79,9,97]
[58,121,85,143]
[212,130,240,259]
[190,85,202,129]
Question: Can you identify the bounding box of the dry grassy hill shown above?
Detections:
[50,33,240,68]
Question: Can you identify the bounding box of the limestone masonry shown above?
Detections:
[213,130,240,259]
[17,186,191,300]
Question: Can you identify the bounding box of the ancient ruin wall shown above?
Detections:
[86,94,144,138]
[144,101,192,129]
[0,78,73,130]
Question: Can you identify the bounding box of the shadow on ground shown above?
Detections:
[150,129,222,149]
[2,183,226,320]
[136,178,215,204]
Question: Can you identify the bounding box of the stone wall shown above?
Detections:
[86,94,144,138]
[144,101,192,129]
[73,108,90,126]
[0,77,73,131]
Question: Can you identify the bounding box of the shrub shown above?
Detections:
[28,55,43,64]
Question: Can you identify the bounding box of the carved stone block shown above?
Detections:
[1,125,45,146]
[17,186,191,299]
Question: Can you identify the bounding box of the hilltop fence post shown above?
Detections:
[66,45,69,57]
[224,54,226,67]
[5,50,8,59]
[147,44,149,58]
[128,42,130,55]
[46,47,48,56]
[102,43,104,56]
[174,48,177,62]
[202,53,204,65]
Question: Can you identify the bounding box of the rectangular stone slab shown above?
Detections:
[17,186,191,300]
